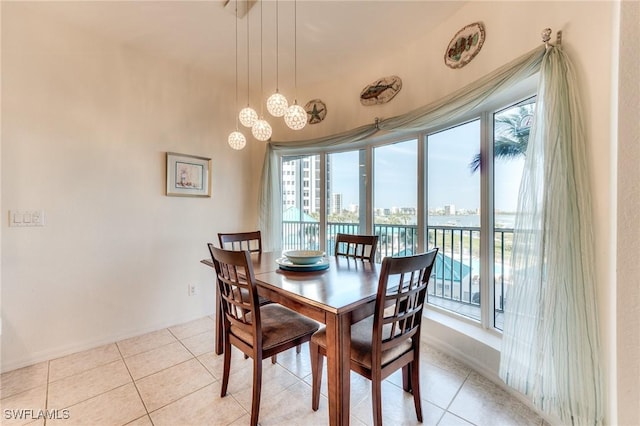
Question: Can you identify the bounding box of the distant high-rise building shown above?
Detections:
[444,204,456,215]
[332,193,343,214]
[282,156,325,216]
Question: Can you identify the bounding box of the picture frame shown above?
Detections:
[166,152,211,197]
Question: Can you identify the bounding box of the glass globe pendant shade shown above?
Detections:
[251,118,272,141]
[228,131,246,150]
[238,107,258,128]
[284,103,307,130]
[266,92,289,117]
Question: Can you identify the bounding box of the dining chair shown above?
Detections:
[218,230,262,253]
[310,248,439,425]
[209,245,319,426]
[216,230,301,361]
[334,233,379,262]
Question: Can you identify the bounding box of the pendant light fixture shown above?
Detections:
[238,4,258,128]
[228,0,246,150]
[251,0,272,141]
[266,0,288,117]
[284,0,307,131]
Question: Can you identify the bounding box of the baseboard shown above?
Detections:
[0,312,214,373]
[421,329,556,425]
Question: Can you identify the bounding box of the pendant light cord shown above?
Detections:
[275,0,279,91]
[246,5,250,107]
[260,0,264,115]
[234,0,239,129]
[293,0,298,102]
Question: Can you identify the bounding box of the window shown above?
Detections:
[279,96,535,332]
[427,121,481,321]
[374,139,418,261]
[492,97,533,329]
[326,150,366,252]
[282,155,320,251]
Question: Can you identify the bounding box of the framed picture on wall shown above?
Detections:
[166,152,211,197]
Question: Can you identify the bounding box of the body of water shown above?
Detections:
[427,214,516,228]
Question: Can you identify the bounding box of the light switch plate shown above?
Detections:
[9,210,45,227]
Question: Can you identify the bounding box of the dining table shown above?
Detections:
[201,251,381,426]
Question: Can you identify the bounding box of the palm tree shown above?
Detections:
[468,104,535,173]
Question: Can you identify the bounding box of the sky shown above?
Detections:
[330,120,525,212]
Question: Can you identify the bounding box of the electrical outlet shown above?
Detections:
[188,283,198,296]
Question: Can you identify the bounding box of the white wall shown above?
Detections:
[615,2,640,424]
[254,1,625,424]
[1,4,255,371]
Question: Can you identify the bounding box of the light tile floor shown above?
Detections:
[0,315,546,426]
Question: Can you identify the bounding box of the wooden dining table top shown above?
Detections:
[202,251,381,314]
[200,250,282,275]
[253,255,380,315]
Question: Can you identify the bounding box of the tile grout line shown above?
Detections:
[44,360,51,426]
[439,370,473,423]
[116,338,154,425]
[142,382,216,421]
[47,345,122,385]
[117,333,179,360]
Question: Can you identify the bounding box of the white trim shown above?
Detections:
[421,310,559,425]
[0,312,213,373]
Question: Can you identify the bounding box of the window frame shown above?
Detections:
[279,92,536,336]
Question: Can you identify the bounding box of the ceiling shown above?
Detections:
[19,1,466,91]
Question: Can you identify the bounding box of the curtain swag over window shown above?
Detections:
[259,45,546,247]
[258,40,602,425]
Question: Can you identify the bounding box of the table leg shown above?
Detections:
[325,312,351,426]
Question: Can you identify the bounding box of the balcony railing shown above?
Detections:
[282,221,512,327]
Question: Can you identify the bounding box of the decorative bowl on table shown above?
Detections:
[282,250,325,265]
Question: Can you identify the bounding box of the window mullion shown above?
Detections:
[363,147,373,234]
[480,111,495,329]
[319,153,327,253]
[417,132,427,253]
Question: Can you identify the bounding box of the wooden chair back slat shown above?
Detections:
[334,233,379,262]
[375,248,438,354]
[218,231,262,253]
[208,245,261,344]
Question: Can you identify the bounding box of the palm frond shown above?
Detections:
[468,104,533,173]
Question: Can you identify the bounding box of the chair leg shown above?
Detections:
[215,294,223,355]
[402,364,412,392]
[250,356,263,426]
[410,359,423,422]
[371,373,383,426]
[296,344,301,354]
[310,342,323,411]
[220,338,232,397]
[271,355,277,364]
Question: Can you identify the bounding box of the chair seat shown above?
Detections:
[311,316,412,369]
[232,304,319,351]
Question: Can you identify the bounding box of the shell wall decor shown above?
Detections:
[305,99,327,124]
[444,22,485,69]
[359,75,402,106]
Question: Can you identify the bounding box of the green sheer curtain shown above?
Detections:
[258,41,602,423]
[499,46,603,425]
